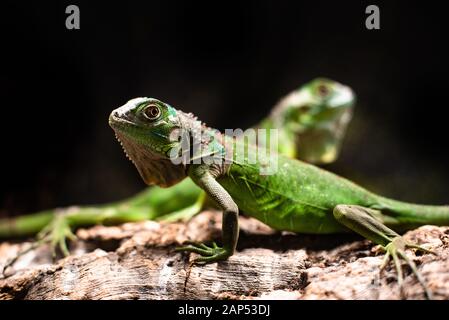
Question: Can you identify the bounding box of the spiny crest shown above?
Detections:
[115,133,132,162]
[174,109,226,162]
[176,109,221,146]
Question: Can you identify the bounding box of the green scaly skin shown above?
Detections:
[0,78,354,257]
[109,98,448,299]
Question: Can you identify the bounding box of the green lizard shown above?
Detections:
[0,78,354,259]
[109,97,448,299]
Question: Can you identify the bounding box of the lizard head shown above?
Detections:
[109,97,192,187]
[271,78,355,164]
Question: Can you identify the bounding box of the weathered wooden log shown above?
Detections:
[0,211,448,300]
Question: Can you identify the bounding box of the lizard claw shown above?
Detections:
[37,212,77,258]
[175,241,230,264]
[1,211,76,277]
[379,236,434,300]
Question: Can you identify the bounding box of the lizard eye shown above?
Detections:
[317,84,329,97]
[143,104,161,120]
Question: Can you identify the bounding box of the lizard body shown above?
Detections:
[109,97,448,298]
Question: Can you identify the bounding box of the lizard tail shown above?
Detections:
[0,211,54,238]
[377,197,449,229]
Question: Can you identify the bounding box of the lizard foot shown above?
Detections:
[2,211,76,277]
[36,211,77,257]
[175,241,230,264]
[379,236,436,300]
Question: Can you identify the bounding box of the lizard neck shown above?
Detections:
[176,110,231,178]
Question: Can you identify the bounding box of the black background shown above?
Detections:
[1,1,448,217]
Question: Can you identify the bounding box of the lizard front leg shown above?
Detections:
[176,165,239,263]
[333,204,435,299]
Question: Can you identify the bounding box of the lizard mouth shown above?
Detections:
[108,111,137,132]
[108,111,148,161]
